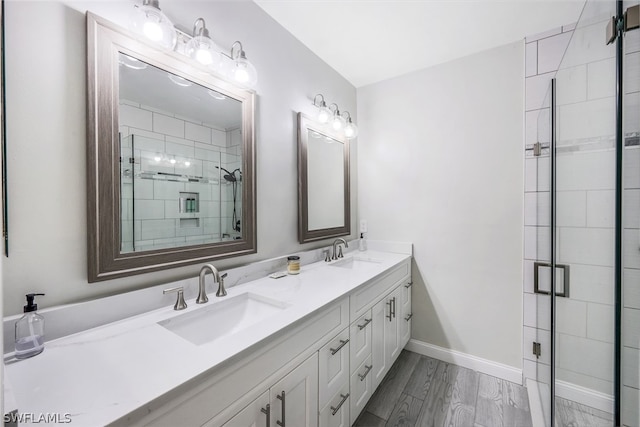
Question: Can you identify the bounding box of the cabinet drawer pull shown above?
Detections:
[358,365,373,381]
[261,404,270,427]
[405,313,413,321]
[386,300,392,321]
[357,318,372,330]
[405,282,413,288]
[330,393,349,416]
[330,339,349,355]
[276,391,285,427]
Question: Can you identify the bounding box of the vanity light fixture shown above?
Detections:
[185,18,220,67]
[313,94,332,124]
[329,103,346,132]
[131,0,177,50]
[119,54,148,70]
[167,73,192,87]
[342,111,359,139]
[228,41,258,87]
[208,89,227,100]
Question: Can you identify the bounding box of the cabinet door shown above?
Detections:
[399,281,412,347]
[319,328,350,409]
[270,353,319,427]
[319,382,350,427]
[371,298,387,389]
[384,286,401,370]
[349,355,373,426]
[349,310,372,373]
[219,391,270,427]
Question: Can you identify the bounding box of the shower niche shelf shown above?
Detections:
[179,192,199,214]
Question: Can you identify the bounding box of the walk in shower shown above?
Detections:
[525,1,639,425]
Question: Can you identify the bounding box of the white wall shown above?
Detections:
[2,0,356,315]
[357,42,524,368]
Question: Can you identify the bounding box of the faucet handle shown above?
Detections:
[163,286,187,310]
[337,246,344,258]
[323,249,331,262]
[217,273,228,297]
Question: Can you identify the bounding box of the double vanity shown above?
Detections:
[4,242,412,426]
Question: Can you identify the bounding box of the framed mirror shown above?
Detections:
[87,13,256,282]
[297,113,350,243]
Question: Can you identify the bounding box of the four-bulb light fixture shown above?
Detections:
[130,0,257,88]
[313,94,358,139]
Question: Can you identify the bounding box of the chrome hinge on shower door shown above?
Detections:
[606,4,639,45]
[533,342,542,358]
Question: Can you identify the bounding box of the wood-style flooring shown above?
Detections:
[354,350,533,427]
[554,396,613,427]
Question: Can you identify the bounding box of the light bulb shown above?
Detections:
[169,158,177,164]
[154,154,162,162]
[131,1,177,50]
[344,121,359,139]
[317,107,331,124]
[231,57,257,87]
[184,161,191,167]
[186,35,220,67]
[331,114,346,131]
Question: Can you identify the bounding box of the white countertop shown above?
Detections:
[4,249,410,426]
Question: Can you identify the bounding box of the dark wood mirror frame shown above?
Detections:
[87,13,256,282]
[297,113,350,243]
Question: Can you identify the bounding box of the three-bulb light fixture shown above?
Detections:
[313,94,358,139]
[130,0,257,88]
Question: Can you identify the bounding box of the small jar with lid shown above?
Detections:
[287,256,301,275]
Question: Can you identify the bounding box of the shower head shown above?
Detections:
[216,166,241,182]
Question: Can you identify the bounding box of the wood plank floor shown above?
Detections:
[354,350,533,427]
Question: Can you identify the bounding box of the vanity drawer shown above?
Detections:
[350,260,410,320]
[318,328,350,410]
[349,310,372,373]
[319,381,350,427]
[349,355,373,426]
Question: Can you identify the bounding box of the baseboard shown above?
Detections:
[556,380,614,414]
[405,339,522,384]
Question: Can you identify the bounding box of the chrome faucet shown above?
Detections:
[198,264,221,304]
[331,238,349,260]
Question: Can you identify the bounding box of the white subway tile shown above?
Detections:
[525,226,550,261]
[153,180,185,200]
[556,65,587,106]
[538,32,573,74]
[165,141,195,159]
[133,177,154,200]
[140,219,175,240]
[556,297,587,337]
[526,72,554,111]
[587,190,615,228]
[555,368,613,396]
[525,157,550,192]
[571,264,614,305]
[176,219,203,237]
[212,129,227,147]
[557,97,616,142]
[121,220,133,242]
[625,92,640,135]
[195,147,221,163]
[185,182,212,201]
[525,109,550,145]
[624,229,640,269]
[556,150,616,191]
[622,386,640,427]
[525,192,550,226]
[623,347,640,389]
[153,113,184,138]
[204,217,221,235]
[525,26,562,43]
[561,22,616,69]
[624,268,640,310]
[131,134,165,153]
[524,292,551,331]
[524,260,535,293]
[556,333,614,381]
[165,135,195,147]
[558,227,615,267]
[623,307,640,349]
[120,104,153,130]
[199,201,221,217]
[625,189,640,229]
[525,42,538,77]
[587,58,616,100]
[556,190,587,227]
[523,326,551,365]
[141,156,175,175]
[624,148,640,189]
[562,23,577,33]
[587,302,614,343]
[133,200,165,220]
[185,122,212,144]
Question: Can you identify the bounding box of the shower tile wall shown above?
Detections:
[523,20,618,406]
[622,8,640,425]
[119,100,242,252]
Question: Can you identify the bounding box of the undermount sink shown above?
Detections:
[158,293,289,346]
[329,256,382,269]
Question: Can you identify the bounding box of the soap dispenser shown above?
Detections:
[15,293,45,359]
[358,233,367,251]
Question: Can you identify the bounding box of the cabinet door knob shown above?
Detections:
[330,339,349,355]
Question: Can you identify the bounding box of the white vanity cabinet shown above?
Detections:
[400,281,412,346]
[318,328,350,410]
[270,352,319,427]
[217,392,270,427]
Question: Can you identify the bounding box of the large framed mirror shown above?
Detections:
[297,113,350,243]
[87,13,256,282]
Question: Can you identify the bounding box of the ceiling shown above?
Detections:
[254,0,586,88]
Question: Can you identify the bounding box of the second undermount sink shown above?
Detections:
[158,292,289,346]
[329,256,382,269]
